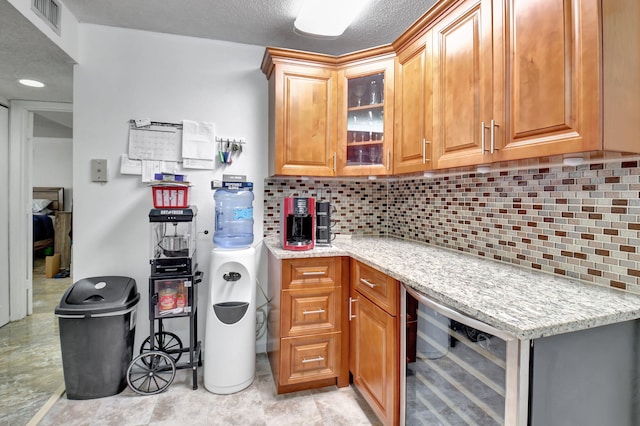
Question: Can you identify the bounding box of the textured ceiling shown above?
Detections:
[0,1,74,103]
[0,0,437,105]
[62,0,437,56]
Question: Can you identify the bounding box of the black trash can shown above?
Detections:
[55,276,140,400]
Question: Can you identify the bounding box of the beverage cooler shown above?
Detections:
[401,284,640,426]
[401,284,520,425]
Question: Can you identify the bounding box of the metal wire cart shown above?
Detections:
[126,207,202,395]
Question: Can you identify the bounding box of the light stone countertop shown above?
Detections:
[264,235,640,340]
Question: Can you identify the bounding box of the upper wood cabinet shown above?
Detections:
[263,51,338,177]
[433,0,607,169]
[394,29,434,174]
[262,48,395,177]
[263,0,639,177]
[496,0,600,161]
[432,0,498,169]
[337,58,395,176]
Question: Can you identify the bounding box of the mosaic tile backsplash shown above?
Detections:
[264,157,640,294]
[263,178,388,238]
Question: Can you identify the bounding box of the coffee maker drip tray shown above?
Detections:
[286,238,313,246]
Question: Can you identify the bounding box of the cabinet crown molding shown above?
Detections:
[261,45,395,78]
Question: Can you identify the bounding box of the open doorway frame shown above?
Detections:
[0,102,8,327]
[8,100,72,321]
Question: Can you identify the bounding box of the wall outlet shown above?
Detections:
[91,159,108,182]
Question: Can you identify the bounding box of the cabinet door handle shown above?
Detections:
[303,309,326,315]
[386,149,391,171]
[333,152,337,173]
[423,138,431,164]
[360,278,378,288]
[301,356,325,364]
[490,119,499,153]
[349,296,358,320]
[481,121,491,153]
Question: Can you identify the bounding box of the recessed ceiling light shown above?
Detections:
[19,79,45,88]
[294,0,368,39]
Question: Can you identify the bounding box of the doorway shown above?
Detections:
[0,103,8,328]
[8,100,72,321]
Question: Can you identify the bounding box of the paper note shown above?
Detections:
[182,158,215,170]
[141,160,162,182]
[128,124,182,162]
[120,154,142,175]
[182,120,215,160]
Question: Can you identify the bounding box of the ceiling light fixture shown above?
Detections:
[294,0,369,39]
[18,79,45,88]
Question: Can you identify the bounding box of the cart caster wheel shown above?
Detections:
[127,350,176,395]
[140,332,183,364]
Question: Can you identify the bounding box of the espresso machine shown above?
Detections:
[281,197,315,251]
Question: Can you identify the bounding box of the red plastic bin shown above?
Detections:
[151,185,190,208]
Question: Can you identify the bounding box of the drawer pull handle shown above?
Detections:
[302,271,325,276]
[303,309,326,315]
[302,356,325,364]
[360,278,377,288]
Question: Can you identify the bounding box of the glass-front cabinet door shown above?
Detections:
[337,58,394,176]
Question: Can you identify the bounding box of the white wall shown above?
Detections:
[73,25,269,352]
[33,137,72,211]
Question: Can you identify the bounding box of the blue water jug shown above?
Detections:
[213,182,254,248]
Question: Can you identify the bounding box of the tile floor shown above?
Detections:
[39,354,380,426]
[1,257,380,425]
[0,256,72,426]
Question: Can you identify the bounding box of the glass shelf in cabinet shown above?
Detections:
[347,103,384,112]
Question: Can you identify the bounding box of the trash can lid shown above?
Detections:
[55,276,140,316]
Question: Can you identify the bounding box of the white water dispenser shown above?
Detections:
[204,246,256,394]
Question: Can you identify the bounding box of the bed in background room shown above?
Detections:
[32,187,63,252]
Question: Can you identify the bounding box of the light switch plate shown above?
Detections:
[91,159,108,182]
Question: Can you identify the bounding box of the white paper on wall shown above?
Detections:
[128,123,182,162]
[182,158,215,170]
[160,161,180,174]
[182,120,215,160]
[141,160,162,182]
[120,154,142,175]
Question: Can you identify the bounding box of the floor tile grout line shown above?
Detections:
[26,383,65,426]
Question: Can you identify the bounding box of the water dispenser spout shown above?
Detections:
[223,272,241,282]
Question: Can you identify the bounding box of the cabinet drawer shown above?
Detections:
[282,257,340,290]
[280,333,340,385]
[352,259,398,316]
[281,287,340,337]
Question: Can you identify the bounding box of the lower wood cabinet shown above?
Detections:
[267,254,350,394]
[349,259,400,426]
[267,254,400,423]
